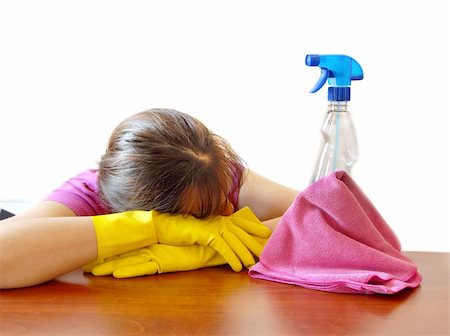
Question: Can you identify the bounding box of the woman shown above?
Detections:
[0,108,298,289]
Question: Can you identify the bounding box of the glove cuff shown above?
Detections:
[92,211,158,259]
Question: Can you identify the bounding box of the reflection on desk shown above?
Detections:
[1,252,449,335]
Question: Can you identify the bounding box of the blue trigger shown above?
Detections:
[309,68,329,93]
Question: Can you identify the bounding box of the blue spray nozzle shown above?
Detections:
[306,54,364,101]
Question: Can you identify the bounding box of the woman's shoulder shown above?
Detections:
[43,169,109,216]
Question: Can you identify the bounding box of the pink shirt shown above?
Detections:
[45,169,240,216]
[44,170,109,216]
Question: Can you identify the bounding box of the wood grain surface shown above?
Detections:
[1,252,449,335]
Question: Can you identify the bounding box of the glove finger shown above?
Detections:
[91,253,149,276]
[228,223,265,257]
[83,259,105,273]
[233,206,261,221]
[221,230,256,268]
[231,216,272,238]
[208,238,243,272]
[113,261,159,278]
[252,235,270,248]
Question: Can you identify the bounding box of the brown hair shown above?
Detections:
[98,108,245,218]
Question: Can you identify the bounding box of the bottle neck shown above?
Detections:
[328,101,348,112]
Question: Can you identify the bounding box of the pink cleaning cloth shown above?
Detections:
[249,171,422,294]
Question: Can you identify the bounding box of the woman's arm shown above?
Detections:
[0,201,98,289]
[0,170,297,289]
[238,169,299,229]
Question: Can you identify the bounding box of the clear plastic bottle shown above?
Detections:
[310,101,358,183]
[305,54,364,183]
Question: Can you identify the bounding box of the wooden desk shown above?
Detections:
[1,252,448,335]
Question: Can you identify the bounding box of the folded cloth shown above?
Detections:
[249,171,422,294]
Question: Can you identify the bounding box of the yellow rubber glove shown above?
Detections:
[84,244,226,277]
[92,206,271,272]
[84,237,269,278]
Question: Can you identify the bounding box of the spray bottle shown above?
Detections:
[306,54,364,183]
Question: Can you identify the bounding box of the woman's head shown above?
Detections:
[98,108,245,218]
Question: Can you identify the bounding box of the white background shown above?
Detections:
[0,0,449,251]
